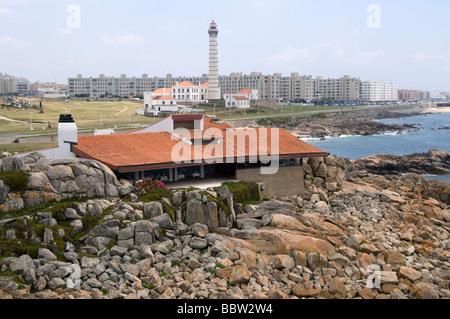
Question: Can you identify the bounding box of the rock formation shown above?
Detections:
[0,150,448,299]
[1,96,36,109]
[353,149,450,176]
[0,153,132,213]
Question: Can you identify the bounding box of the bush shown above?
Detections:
[0,171,29,194]
[136,178,169,202]
[218,182,260,204]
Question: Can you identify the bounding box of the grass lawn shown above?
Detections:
[0,143,58,154]
[0,99,153,134]
[0,98,418,137]
[214,103,355,120]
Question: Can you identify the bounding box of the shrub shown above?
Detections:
[171,259,181,267]
[219,182,260,204]
[0,171,30,194]
[136,178,169,202]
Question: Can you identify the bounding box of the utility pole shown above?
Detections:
[30,111,33,131]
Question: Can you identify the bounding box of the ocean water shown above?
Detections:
[305,113,450,183]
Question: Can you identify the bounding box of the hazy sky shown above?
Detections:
[0,0,449,91]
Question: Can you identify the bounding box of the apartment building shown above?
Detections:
[0,74,17,95]
[0,73,31,95]
[398,89,429,102]
[69,73,410,104]
[68,74,209,98]
[315,75,361,102]
[280,73,316,102]
[219,72,276,100]
[360,81,398,102]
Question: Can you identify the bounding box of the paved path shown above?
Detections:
[0,133,18,144]
[167,178,239,190]
[0,116,27,124]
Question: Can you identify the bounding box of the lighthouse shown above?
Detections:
[207,20,221,101]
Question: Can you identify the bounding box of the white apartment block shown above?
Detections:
[360,80,398,102]
[69,73,404,104]
[0,73,30,95]
[0,74,17,95]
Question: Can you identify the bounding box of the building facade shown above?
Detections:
[398,89,430,102]
[360,81,398,102]
[72,114,328,198]
[315,75,361,102]
[0,73,21,95]
[70,73,428,105]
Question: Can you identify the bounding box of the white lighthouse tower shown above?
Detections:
[207,20,221,101]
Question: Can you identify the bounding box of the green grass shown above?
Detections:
[0,99,152,134]
[0,197,115,260]
[215,182,261,205]
[0,143,57,155]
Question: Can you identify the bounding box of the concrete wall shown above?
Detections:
[236,166,305,198]
[136,116,173,133]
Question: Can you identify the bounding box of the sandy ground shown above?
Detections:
[423,107,450,114]
[115,106,130,116]
[0,116,27,124]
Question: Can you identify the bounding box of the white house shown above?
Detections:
[143,88,179,116]
[235,89,258,100]
[224,95,250,109]
[224,89,258,109]
[172,81,209,104]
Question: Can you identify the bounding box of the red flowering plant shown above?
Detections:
[135,178,169,201]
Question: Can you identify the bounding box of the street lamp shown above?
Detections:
[30,111,33,131]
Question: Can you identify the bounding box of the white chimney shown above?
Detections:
[57,114,78,158]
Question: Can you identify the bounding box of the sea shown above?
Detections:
[305,112,450,183]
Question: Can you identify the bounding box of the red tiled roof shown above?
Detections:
[237,89,252,94]
[172,114,203,121]
[73,116,328,171]
[152,88,172,94]
[234,96,249,101]
[154,95,176,101]
[200,82,209,87]
[175,81,197,87]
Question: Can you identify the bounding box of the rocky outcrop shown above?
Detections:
[1,96,36,109]
[184,189,236,232]
[302,155,346,201]
[0,153,133,213]
[353,149,450,176]
[1,167,448,300]
[257,108,422,139]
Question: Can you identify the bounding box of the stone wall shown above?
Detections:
[0,153,132,213]
[302,155,346,201]
[236,166,305,198]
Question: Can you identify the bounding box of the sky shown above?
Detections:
[0,0,449,91]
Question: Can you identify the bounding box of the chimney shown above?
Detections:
[58,114,78,157]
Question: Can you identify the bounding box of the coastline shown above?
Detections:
[422,107,450,114]
[280,105,425,139]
